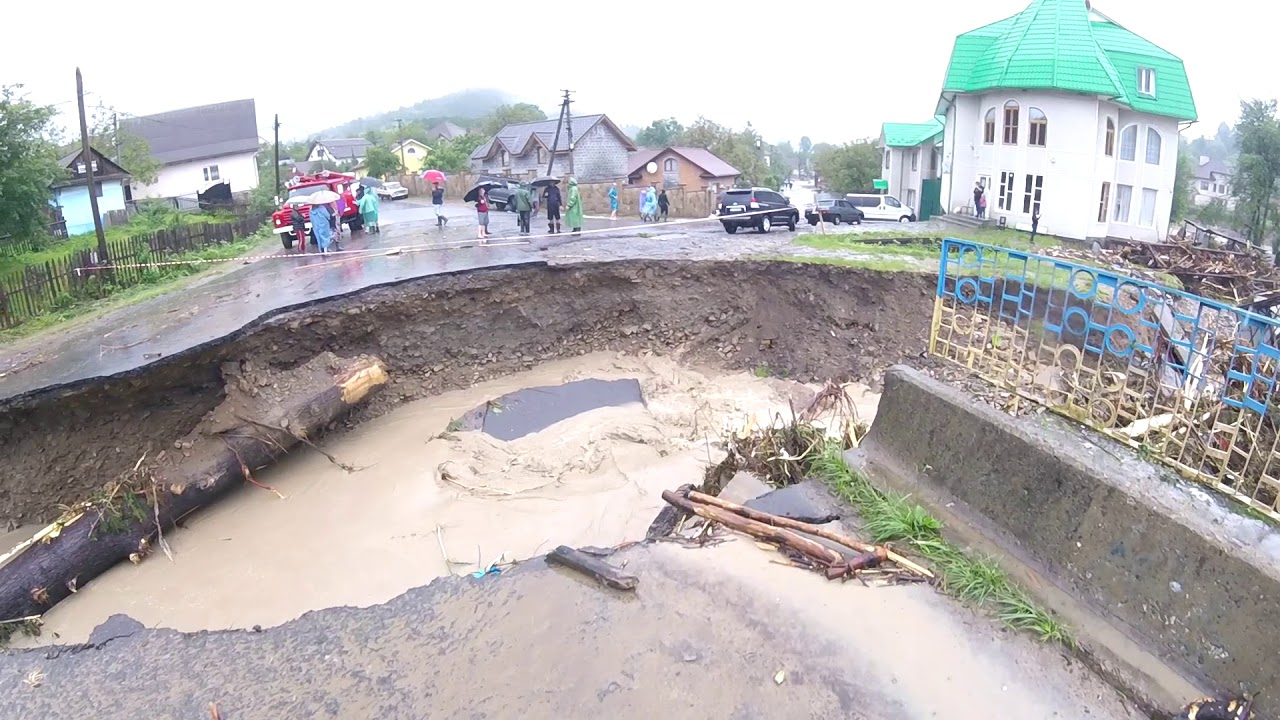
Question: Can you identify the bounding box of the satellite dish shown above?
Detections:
[645,161,658,174]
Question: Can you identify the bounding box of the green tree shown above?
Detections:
[769,140,798,180]
[799,136,813,175]
[680,117,772,186]
[635,117,684,147]
[421,134,487,173]
[1171,148,1194,222]
[1231,99,1280,247]
[813,142,881,194]
[365,146,404,178]
[89,104,160,185]
[0,86,63,240]
[481,103,547,135]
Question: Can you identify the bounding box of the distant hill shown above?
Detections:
[319,88,512,138]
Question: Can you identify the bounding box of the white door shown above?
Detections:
[882,196,905,220]
[864,197,889,221]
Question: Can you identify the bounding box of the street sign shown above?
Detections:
[873,179,888,190]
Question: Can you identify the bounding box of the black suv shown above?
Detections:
[479,176,526,212]
[718,188,799,233]
[805,198,864,225]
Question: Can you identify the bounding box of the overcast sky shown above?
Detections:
[5,0,1265,146]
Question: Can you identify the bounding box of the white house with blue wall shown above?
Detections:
[50,147,132,235]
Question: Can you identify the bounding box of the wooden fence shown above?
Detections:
[0,215,263,330]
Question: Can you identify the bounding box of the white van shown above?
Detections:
[844,194,916,223]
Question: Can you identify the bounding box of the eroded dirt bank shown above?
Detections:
[0,260,935,526]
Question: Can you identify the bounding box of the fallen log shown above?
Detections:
[686,490,933,579]
[546,545,639,591]
[0,355,389,622]
[660,489,857,575]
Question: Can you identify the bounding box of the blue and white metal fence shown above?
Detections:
[929,238,1280,520]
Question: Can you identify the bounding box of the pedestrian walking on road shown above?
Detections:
[640,185,658,222]
[431,182,448,228]
[358,186,380,233]
[290,204,308,253]
[657,188,670,221]
[544,183,563,234]
[565,177,584,235]
[311,202,334,253]
[608,183,619,221]
[476,187,490,242]
[514,184,533,235]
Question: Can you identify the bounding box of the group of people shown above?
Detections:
[609,183,670,222]
[473,178,583,241]
[288,184,383,254]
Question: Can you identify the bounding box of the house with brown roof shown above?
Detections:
[469,114,636,181]
[121,99,260,199]
[626,147,740,192]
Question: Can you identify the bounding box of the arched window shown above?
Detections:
[1119,125,1138,161]
[1029,108,1047,147]
[663,158,678,172]
[983,108,996,144]
[1003,101,1020,144]
[1145,128,1162,164]
[1104,118,1116,156]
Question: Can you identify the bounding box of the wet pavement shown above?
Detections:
[0,197,944,402]
[0,541,1143,720]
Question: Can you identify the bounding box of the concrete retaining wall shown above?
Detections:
[856,365,1280,714]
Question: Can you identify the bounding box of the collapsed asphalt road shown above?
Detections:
[0,199,939,402]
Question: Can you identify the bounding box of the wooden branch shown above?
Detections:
[686,490,934,579]
[660,490,847,569]
[0,356,389,621]
[545,545,638,591]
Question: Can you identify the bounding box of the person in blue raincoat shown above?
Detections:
[640,185,658,222]
[608,183,619,221]
[358,186,380,233]
[310,202,334,252]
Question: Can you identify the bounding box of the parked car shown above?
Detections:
[718,187,799,234]
[270,173,362,249]
[805,198,864,226]
[478,176,526,211]
[376,181,409,200]
[844,193,916,222]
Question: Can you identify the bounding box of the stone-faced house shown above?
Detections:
[625,147,740,192]
[469,114,636,180]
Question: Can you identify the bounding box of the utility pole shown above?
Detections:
[112,113,120,163]
[273,114,281,201]
[396,118,405,172]
[562,90,575,177]
[546,95,567,178]
[77,68,108,264]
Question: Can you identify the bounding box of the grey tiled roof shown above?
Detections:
[315,138,373,160]
[121,99,259,165]
[470,114,635,160]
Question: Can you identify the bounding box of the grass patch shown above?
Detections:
[0,230,271,344]
[757,254,923,273]
[807,443,1071,644]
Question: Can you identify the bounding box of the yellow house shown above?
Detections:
[389,139,431,172]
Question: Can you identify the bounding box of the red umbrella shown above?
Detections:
[422,169,447,184]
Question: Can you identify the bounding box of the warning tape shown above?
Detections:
[72,205,796,274]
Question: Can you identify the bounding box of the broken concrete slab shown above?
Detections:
[745,479,840,525]
[719,471,771,504]
[852,365,1276,715]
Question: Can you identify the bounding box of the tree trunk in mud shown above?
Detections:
[0,356,389,623]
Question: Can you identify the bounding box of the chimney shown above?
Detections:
[1200,156,1210,166]
[1085,0,1091,8]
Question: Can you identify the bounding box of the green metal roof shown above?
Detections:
[882,117,945,147]
[939,0,1197,121]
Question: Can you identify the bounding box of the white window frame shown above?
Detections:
[1200,180,1209,191]
[1022,174,1044,215]
[983,108,996,145]
[203,165,220,182]
[1104,118,1115,157]
[1119,125,1138,162]
[1145,128,1162,165]
[884,150,890,169]
[1028,108,1048,147]
[406,146,417,155]
[906,188,917,208]
[911,148,919,171]
[1139,188,1158,227]
[1003,101,1020,145]
[1113,184,1133,223]
[1138,67,1156,96]
[998,171,1016,211]
[1098,182,1111,223]
[664,158,678,172]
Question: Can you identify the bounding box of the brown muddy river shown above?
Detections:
[8,352,879,646]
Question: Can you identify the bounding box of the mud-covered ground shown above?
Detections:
[0,260,939,526]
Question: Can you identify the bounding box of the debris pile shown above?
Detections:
[1110,239,1280,305]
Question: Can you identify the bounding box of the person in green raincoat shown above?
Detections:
[565,177,583,235]
[358,186,380,233]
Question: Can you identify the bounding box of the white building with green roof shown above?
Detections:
[885,0,1196,242]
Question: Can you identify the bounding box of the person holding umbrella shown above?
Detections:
[476,186,490,242]
[422,170,448,228]
[543,181,563,234]
[565,177,584,236]
[310,199,334,253]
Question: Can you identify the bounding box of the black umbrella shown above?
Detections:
[463,180,503,203]
[529,176,560,188]
[358,177,384,188]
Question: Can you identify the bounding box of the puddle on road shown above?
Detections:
[15,352,880,645]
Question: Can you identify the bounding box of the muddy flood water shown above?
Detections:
[9,352,880,645]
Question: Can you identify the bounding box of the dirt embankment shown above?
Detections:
[0,260,937,525]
